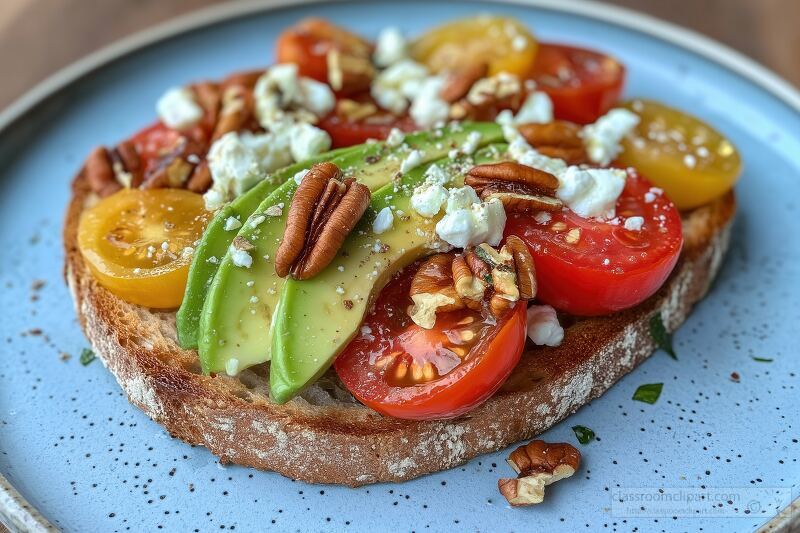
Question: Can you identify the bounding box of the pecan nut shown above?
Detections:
[466,161,563,214]
[408,253,465,329]
[142,136,204,189]
[499,440,581,506]
[327,49,375,94]
[275,162,371,280]
[518,121,588,165]
[85,147,122,198]
[440,62,489,104]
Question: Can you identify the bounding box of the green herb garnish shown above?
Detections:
[572,425,595,445]
[633,383,663,404]
[80,348,96,366]
[751,357,773,363]
[649,312,676,359]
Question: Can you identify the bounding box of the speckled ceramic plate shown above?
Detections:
[1,1,799,531]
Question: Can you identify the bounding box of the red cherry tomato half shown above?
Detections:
[275,18,372,89]
[318,112,417,148]
[527,43,625,125]
[334,264,527,420]
[504,170,683,316]
[129,122,183,175]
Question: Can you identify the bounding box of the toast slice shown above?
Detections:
[64,167,735,486]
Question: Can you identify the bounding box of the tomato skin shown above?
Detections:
[505,171,683,316]
[318,112,416,148]
[334,265,527,421]
[528,43,625,124]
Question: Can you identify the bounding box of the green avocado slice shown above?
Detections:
[197,123,503,376]
[269,144,506,403]
[176,145,358,349]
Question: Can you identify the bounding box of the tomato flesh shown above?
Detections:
[505,170,683,316]
[318,109,416,148]
[527,43,625,124]
[334,264,527,420]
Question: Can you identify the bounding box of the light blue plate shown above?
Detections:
[1,1,798,531]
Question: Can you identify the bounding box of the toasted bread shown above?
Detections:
[64,167,735,486]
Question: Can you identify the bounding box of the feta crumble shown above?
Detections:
[230,247,253,268]
[557,166,627,219]
[373,27,408,67]
[435,197,506,248]
[372,206,394,234]
[526,305,564,347]
[289,123,332,162]
[582,108,640,165]
[400,149,424,173]
[224,216,242,231]
[624,216,645,231]
[156,87,203,130]
[410,183,448,217]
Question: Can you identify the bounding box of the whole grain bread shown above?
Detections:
[64,168,735,486]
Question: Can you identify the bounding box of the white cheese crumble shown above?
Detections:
[409,76,449,129]
[400,149,424,173]
[289,123,332,162]
[435,197,506,248]
[230,247,253,268]
[203,131,292,210]
[410,183,448,217]
[293,168,309,185]
[582,108,640,165]
[526,305,564,347]
[557,166,627,219]
[460,130,483,155]
[225,358,240,376]
[423,163,450,186]
[373,27,408,67]
[224,216,242,231]
[372,206,394,234]
[253,63,335,127]
[371,59,429,114]
[445,186,480,214]
[513,91,553,124]
[385,127,405,147]
[156,87,203,130]
[624,216,645,231]
[534,212,552,224]
[467,72,521,106]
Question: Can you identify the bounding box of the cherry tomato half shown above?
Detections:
[275,18,372,88]
[318,108,416,147]
[505,170,683,316]
[78,189,211,309]
[527,43,625,124]
[334,263,527,420]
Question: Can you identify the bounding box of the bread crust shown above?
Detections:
[64,169,735,486]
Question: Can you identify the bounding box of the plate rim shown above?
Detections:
[1,1,797,531]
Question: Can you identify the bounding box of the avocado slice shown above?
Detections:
[198,123,503,375]
[176,145,358,349]
[269,145,506,403]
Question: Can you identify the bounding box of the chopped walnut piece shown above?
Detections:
[275,162,370,280]
[498,440,581,506]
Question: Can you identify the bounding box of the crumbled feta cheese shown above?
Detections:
[400,149,424,173]
[335,286,345,295]
[460,130,483,155]
[372,206,394,234]
[624,216,645,231]
[225,358,240,376]
[289,123,331,162]
[411,183,448,217]
[435,197,506,248]
[371,59,429,114]
[156,87,203,130]
[582,108,640,165]
[534,212,552,224]
[253,63,335,127]
[249,295,259,304]
[644,191,656,203]
[526,305,564,347]
[230,247,253,268]
[224,216,242,231]
[300,77,337,117]
[557,166,627,219]
[203,131,292,209]
[373,27,407,67]
[385,127,405,147]
[445,186,480,214]
[515,91,553,124]
[467,72,521,106]
[423,163,450,186]
[409,77,449,129]
[293,168,309,185]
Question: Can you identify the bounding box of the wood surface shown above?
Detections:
[0,0,798,110]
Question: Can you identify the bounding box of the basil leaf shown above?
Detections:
[80,348,96,366]
[633,383,663,404]
[649,312,676,359]
[572,425,595,445]
[751,357,773,363]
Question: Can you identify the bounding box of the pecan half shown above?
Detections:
[499,440,581,506]
[210,84,255,142]
[327,49,375,94]
[142,136,204,189]
[440,62,489,104]
[275,162,371,280]
[85,142,145,196]
[408,253,465,329]
[85,147,121,197]
[466,161,563,213]
[518,121,589,165]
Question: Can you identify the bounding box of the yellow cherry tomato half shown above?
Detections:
[410,15,538,76]
[617,99,742,210]
[78,189,211,309]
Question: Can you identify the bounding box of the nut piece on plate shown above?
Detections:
[498,440,581,506]
[466,161,563,214]
[440,62,489,104]
[517,121,589,165]
[85,142,144,197]
[407,236,536,328]
[275,162,371,280]
[327,49,376,94]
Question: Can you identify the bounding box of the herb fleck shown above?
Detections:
[751,357,773,363]
[80,348,96,366]
[572,425,595,445]
[633,383,663,404]
[649,312,676,359]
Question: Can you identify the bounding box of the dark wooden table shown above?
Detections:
[0,0,798,110]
